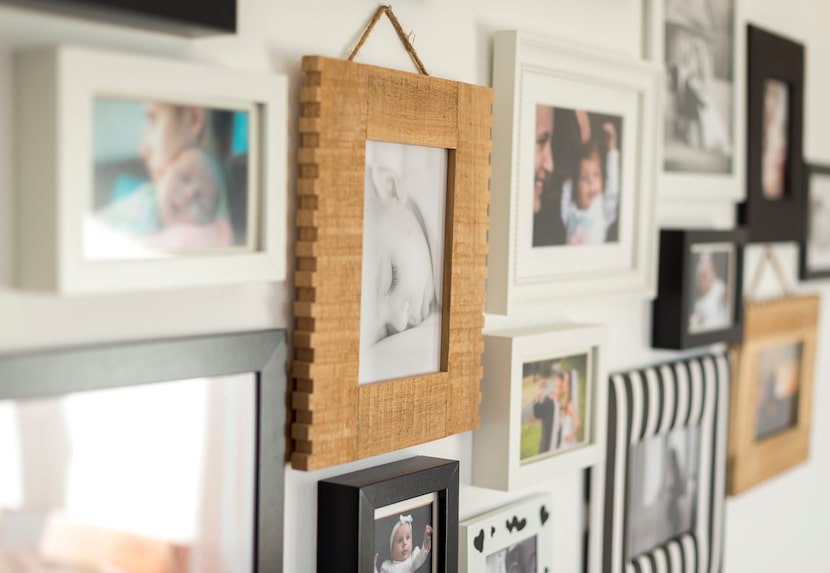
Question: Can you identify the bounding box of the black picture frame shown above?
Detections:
[0,329,286,572]
[317,456,459,573]
[0,0,235,36]
[652,228,747,350]
[800,163,830,280]
[738,24,805,243]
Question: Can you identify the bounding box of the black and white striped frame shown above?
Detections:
[602,352,729,573]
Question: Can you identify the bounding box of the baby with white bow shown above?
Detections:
[374,514,433,573]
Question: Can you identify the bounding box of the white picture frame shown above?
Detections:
[14,45,286,294]
[459,493,553,573]
[487,30,659,315]
[644,0,746,202]
[472,324,608,492]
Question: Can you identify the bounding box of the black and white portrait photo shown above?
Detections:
[532,104,624,247]
[625,427,699,561]
[806,171,830,273]
[485,535,537,573]
[374,495,435,573]
[359,141,448,385]
[687,243,734,334]
[663,0,734,174]
[755,342,802,440]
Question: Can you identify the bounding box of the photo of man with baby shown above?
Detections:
[755,342,802,440]
[625,427,700,562]
[687,244,734,334]
[519,352,589,463]
[485,535,536,573]
[374,498,434,573]
[88,97,252,260]
[532,104,623,247]
[663,0,734,174]
[359,141,448,385]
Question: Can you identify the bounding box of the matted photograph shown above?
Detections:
[761,79,790,200]
[755,342,802,440]
[663,0,734,174]
[519,352,589,462]
[688,243,734,334]
[88,97,256,260]
[359,140,448,385]
[800,164,830,279]
[532,105,623,247]
[625,427,700,561]
[373,493,436,573]
[485,536,536,573]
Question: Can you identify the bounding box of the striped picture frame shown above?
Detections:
[602,352,729,573]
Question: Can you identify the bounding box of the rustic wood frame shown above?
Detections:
[727,296,819,495]
[292,56,491,471]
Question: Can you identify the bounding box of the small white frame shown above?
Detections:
[487,30,659,315]
[459,493,553,573]
[644,0,746,201]
[472,324,608,492]
[14,45,286,294]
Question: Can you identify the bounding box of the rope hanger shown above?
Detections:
[746,245,794,302]
[347,5,429,76]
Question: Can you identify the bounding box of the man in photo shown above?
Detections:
[532,368,564,454]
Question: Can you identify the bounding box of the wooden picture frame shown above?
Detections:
[292,56,491,470]
[644,0,746,201]
[0,0,235,36]
[603,353,729,573]
[317,456,459,573]
[0,329,286,571]
[738,25,805,243]
[487,30,660,314]
[472,324,608,491]
[15,45,286,294]
[799,163,830,280]
[652,228,747,349]
[727,296,818,495]
[459,493,553,573]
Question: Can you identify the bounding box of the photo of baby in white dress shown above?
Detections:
[359,141,448,385]
[687,244,734,334]
[373,497,435,573]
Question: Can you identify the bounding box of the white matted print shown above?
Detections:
[805,168,830,274]
[473,324,607,492]
[762,79,791,201]
[460,493,552,573]
[373,492,437,573]
[359,141,448,385]
[88,97,258,260]
[687,243,734,334]
[488,31,659,314]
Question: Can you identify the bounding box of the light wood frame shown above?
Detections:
[472,324,608,491]
[292,56,491,471]
[487,30,660,314]
[14,45,286,294]
[727,296,819,495]
[603,353,729,573]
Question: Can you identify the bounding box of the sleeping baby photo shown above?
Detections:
[358,141,448,385]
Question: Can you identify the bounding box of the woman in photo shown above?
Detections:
[559,369,581,447]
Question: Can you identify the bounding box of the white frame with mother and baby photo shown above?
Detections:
[14,45,286,294]
[487,30,659,315]
[472,324,608,492]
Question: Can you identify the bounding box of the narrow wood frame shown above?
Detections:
[652,228,747,350]
[317,456,459,573]
[799,163,830,280]
[292,56,491,471]
[0,329,287,571]
[459,492,553,573]
[738,25,805,243]
[603,353,730,573]
[727,296,818,495]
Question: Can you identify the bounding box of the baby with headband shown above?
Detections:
[374,514,432,573]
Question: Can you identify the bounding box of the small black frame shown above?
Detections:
[800,163,830,280]
[317,456,459,573]
[0,329,286,572]
[652,228,746,349]
[0,0,236,36]
[738,24,805,243]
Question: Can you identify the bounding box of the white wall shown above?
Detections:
[0,0,827,571]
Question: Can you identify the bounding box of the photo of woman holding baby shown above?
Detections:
[87,97,253,260]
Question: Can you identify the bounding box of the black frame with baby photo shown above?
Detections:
[603,353,729,573]
[317,456,459,573]
[799,163,830,280]
[652,229,746,350]
[739,25,805,243]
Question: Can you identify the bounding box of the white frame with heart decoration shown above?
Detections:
[460,492,553,573]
